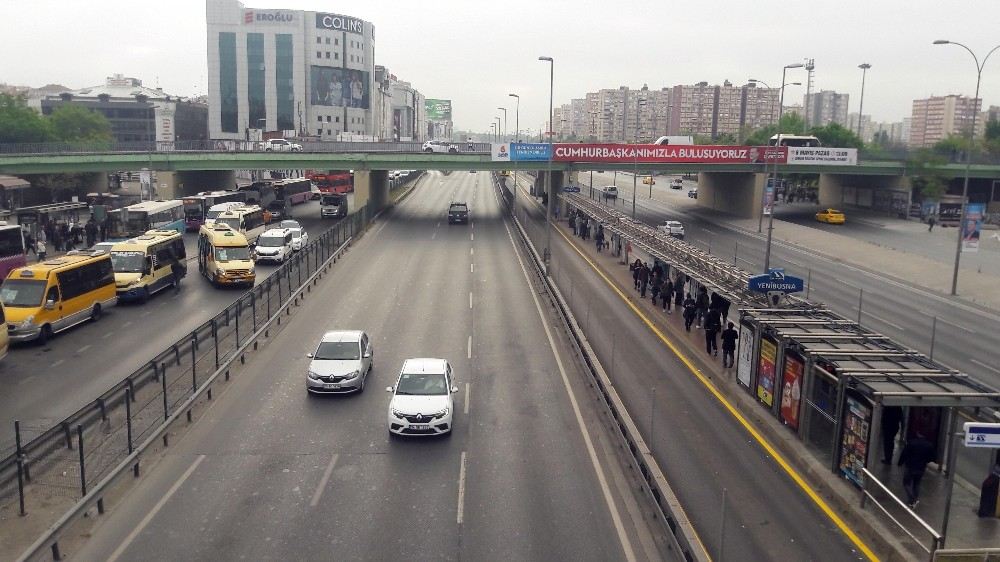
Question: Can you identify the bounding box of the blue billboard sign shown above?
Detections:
[510,143,553,161]
[748,268,804,294]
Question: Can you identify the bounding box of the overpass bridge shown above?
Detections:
[1,141,997,218]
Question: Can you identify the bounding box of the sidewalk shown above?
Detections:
[544,192,1000,558]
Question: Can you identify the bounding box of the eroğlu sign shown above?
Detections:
[244,10,294,24]
[551,144,786,164]
[315,13,364,34]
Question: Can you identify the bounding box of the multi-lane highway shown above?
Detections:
[0,199,344,453]
[68,171,661,561]
[513,179,867,560]
[582,172,1000,392]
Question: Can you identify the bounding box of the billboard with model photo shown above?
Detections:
[310,66,370,109]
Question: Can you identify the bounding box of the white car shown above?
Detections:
[254,228,293,264]
[386,358,458,437]
[306,330,373,394]
[657,220,685,239]
[262,138,302,152]
[422,140,459,154]
[670,178,684,190]
[287,227,308,251]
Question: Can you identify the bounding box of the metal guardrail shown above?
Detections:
[6,209,368,561]
[495,173,709,562]
[0,140,492,156]
[860,467,943,560]
[933,547,1000,562]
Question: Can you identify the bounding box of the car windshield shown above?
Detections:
[280,220,300,229]
[1,279,47,307]
[288,228,302,238]
[395,373,448,396]
[450,205,467,211]
[314,341,360,360]
[215,246,250,261]
[257,236,284,248]
[111,251,146,273]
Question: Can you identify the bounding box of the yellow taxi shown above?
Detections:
[815,208,846,224]
[642,176,655,185]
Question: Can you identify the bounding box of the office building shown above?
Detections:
[908,94,982,147]
[803,90,849,128]
[668,81,778,139]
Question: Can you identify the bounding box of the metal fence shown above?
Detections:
[0,140,492,155]
[1,207,367,536]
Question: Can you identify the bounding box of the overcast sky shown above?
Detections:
[3,0,998,134]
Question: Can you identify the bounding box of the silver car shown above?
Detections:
[306,330,373,394]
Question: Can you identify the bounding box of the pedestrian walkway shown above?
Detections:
[543,192,1000,558]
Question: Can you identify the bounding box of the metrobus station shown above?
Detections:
[561,192,1000,553]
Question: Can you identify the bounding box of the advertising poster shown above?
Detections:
[786,147,858,165]
[779,352,804,430]
[425,99,452,121]
[510,143,553,161]
[839,393,872,488]
[962,203,985,253]
[552,144,786,164]
[736,323,754,388]
[756,337,777,406]
[310,66,370,109]
[491,144,510,162]
[763,181,775,216]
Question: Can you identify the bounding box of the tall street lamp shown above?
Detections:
[778,63,804,120]
[509,93,520,211]
[490,122,496,142]
[856,63,872,139]
[934,39,1000,296]
[539,56,555,270]
[495,117,501,142]
[497,107,507,143]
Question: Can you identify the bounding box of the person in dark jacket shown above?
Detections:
[704,308,721,356]
[682,294,697,331]
[674,279,684,310]
[721,322,739,368]
[171,259,185,293]
[638,264,650,298]
[662,278,674,313]
[632,259,642,289]
[898,433,935,508]
[695,287,710,328]
[881,406,904,464]
[650,272,663,306]
[595,226,605,253]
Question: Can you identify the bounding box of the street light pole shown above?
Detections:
[509,93,520,212]
[856,63,871,139]
[934,40,1000,296]
[497,107,507,143]
[539,56,555,272]
[778,63,804,120]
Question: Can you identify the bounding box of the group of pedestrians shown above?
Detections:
[22,216,105,263]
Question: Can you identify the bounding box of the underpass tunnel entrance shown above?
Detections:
[818,173,913,218]
[353,170,389,213]
[696,172,762,219]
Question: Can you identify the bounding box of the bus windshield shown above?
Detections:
[183,200,203,219]
[0,228,24,256]
[217,218,242,232]
[111,251,146,273]
[215,246,250,262]
[0,279,47,307]
[125,212,150,234]
[206,209,227,220]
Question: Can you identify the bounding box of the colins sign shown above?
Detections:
[552,144,786,164]
[315,13,364,34]
[244,10,294,24]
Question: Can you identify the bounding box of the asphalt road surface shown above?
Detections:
[69,172,659,562]
[0,200,341,453]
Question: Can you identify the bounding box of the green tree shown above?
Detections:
[907,149,949,201]
[47,104,112,143]
[809,122,863,149]
[0,93,54,143]
[984,119,1000,142]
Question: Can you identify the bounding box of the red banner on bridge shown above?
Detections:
[552,144,786,164]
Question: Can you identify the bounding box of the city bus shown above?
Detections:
[308,170,354,194]
[1,251,117,344]
[0,224,27,284]
[266,178,313,220]
[214,205,266,245]
[182,191,247,231]
[110,229,186,302]
[111,200,185,239]
[205,202,245,226]
[768,134,822,147]
[197,223,255,287]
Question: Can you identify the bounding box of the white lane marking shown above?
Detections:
[123,321,133,328]
[502,218,637,562]
[936,317,976,334]
[464,383,470,415]
[310,453,340,507]
[784,257,804,268]
[51,359,64,368]
[467,335,472,359]
[470,263,474,273]
[471,233,474,241]
[141,311,151,317]
[702,227,716,236]
[107,454,207,562]
[470,247,474,256]
[469,292,473,309]
[971,359,1000,375]
[437,221,441,228]
[77,345,92,354]
[456,451,468,525]
[857,309,905,331]
[101,331,114,340]
[432,232,437,240]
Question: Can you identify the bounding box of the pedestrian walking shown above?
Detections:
[704,309,721,356]
[631,259,642,290]
[898,432,935,508]
[638,264,650,298]
[721,299,731,324]
[674,280,684,311]
[683,294,697,331]
[171,259,184,294]
[24,232,35,256]
[662,277,674,313]
[571,212,578,235]
[35,239,47,262]
[595,226,605,253]
[927,215,936,232]
[650,272,663,306]
[881,406,904,465]
[85,217,98,248]
[695,287,710,328]
[721,322,739,368]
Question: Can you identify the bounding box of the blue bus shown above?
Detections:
[110,200,186,239]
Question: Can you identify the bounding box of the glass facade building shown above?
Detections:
[275,34,295,131]
[218,32,238,133]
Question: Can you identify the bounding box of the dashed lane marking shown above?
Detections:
[310,453,340,507]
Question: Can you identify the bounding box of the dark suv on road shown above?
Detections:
[448,202,469,224]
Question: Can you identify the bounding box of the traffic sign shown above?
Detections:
[964,422,1000,448]
[748,268,804,294]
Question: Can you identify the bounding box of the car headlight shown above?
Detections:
[216,267,225,276]
[432,408,450,419]
[248,266,255,275]
[344,370,360,379]
[308,371,320,380]
[18,316,35,329]
[391,408,408,419]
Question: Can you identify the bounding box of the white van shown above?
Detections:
[254,228,293,264]
[205,202,244,226]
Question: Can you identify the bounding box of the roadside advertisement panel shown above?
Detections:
[491,144,510,162]
[779,352,804,430]
[787,147,858,166]
[756,337,777,406]
[310,66,370,109]
[509,143,553,161]
[552,144,786,164]
[962,203,985,253]
[736,323,754,388]
[839,391,872,488]
[763,181,775,216]
[425,99,452,121]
